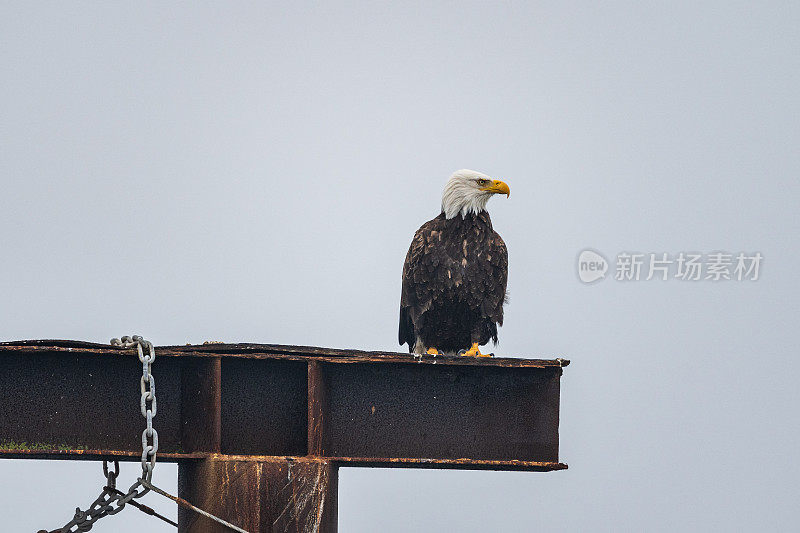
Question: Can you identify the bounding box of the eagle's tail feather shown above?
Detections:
[398,306,415,350]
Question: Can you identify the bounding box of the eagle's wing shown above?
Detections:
[399,217,445,348]
[480,231,508,328]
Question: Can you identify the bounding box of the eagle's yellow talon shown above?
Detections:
[426,347,440,356]
[460,342,492,357]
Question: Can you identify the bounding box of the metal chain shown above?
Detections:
[125,335,159,485]
[51,336,158,533]
[46,335,249,533]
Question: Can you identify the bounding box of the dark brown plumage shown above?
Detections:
[399,210,508,354]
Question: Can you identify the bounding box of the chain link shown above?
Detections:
[53,336,158,532]
[126,335,159,484]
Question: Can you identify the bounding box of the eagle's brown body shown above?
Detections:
[399,210,508,354]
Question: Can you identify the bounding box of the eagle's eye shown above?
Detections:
[477,178,489,186]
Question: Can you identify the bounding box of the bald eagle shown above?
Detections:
[399,170,510,357]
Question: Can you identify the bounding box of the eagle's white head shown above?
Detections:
[441,169,510,219]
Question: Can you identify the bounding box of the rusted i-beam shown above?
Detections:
[0,340,568,532]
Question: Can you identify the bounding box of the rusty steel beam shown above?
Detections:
[0,340,568,467]
[0,340,568,532]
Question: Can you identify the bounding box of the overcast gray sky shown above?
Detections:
[2,2,799,531]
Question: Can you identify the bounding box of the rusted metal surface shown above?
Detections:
[221,358,308,456]
[327,456,567,471]
[182,357,222,453]
[0,449,567,472]
[0,339,570,368]
[0,339,567,532]
[0,448,207,461]
[307,361,328,457]
[178,457,338,533]
[0,349,183,454]
[320,362,561,462]
[0,340,566,468]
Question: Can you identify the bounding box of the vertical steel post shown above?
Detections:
[178,457,338,532]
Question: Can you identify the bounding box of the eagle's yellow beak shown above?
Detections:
[481,180,510,198]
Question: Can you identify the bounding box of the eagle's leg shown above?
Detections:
[460,342,492,357]
[414,335,439,357]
